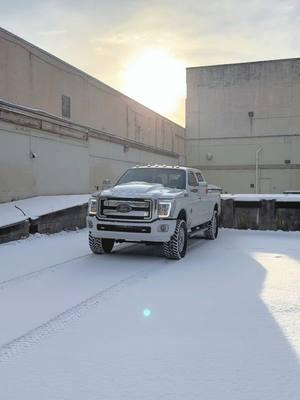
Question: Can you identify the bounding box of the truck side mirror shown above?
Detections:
[102,179,112,190]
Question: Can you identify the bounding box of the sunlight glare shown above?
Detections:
[252,252,300,355]
[122,48,185,116]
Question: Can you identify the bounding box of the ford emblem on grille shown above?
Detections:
[116,203,132,213]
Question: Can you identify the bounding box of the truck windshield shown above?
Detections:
[117,168,186,190]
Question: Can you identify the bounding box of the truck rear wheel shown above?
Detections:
[89,234,114,254]
[162,219,187,260]
[204,210,218,240]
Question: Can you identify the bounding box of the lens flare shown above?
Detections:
[143,308,151,317]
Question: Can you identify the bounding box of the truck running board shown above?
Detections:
[188,221,210,238]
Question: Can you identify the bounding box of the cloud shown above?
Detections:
[92,0,300,67]
[39,29,69,36]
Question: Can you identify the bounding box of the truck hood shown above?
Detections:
[99,182,185,199]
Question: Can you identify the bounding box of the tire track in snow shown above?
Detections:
[0,254,91,292]
[0,268,147,364]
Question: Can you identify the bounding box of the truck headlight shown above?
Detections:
[158,201,172,218]
[88,197,98,215]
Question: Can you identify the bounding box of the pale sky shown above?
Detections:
[1,0,299,125]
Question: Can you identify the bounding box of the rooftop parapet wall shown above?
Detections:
[220,196,300,231]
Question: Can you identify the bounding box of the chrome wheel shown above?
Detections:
[204,210,219,240]
[212,213,217,237]
[162,219,187,260]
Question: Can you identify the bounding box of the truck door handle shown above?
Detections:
[191,189,198,193]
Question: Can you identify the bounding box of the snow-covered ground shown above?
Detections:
[0,194,90,227]
[0,229,299,399]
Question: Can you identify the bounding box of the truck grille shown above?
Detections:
[98,198,153,220]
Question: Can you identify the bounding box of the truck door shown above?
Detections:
[187,171,206,227]
[195,172,210,221]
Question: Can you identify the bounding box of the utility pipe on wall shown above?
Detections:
[255,147,262,194]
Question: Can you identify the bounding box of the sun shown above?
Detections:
[122,48,185,118]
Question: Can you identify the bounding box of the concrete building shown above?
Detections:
[186,59,300,193]
[2,26,300,202]
[0,28,185,203]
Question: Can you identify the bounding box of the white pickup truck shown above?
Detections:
[87,165,221,260]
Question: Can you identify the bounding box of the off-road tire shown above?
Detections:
[204,210,218,240]
[89,234,114,254]
[162,219,187,260]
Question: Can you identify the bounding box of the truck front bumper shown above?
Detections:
[87,216,176,243]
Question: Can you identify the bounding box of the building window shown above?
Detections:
[62,95,71,119]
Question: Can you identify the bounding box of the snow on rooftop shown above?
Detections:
[0,195,90,228]
[222,193,300,202]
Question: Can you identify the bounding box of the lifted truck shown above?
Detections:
[87,165,221,260]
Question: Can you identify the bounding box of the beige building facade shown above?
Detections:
[2,26,300,202]
[0,28,185,203]
[186,59,300,193]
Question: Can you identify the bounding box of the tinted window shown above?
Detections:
[188,172,198,187]
[117,168,186,189]
[196,172,204,182]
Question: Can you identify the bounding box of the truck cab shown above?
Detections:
[87,165,221,259]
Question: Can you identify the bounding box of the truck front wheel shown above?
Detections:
[89,234,114,254]
[162,219,187,260]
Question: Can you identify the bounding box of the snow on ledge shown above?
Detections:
[221,194,300,202]
[0,195,90,228]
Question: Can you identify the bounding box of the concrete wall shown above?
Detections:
[220,198,300,231]
[186,59,300,139]
[186,134,300,193]
[0,28,185,203]
[186,59,300,193]
[0,104,181,203]
[0,27,184,157]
